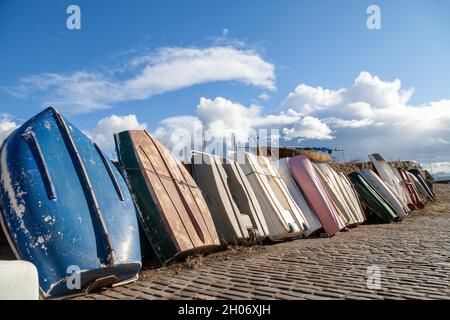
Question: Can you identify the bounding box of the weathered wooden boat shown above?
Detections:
[406,171,431,201]
[287,156,345,236]
[408,169,435,200]
[395,168,424,209]
[0,260,39,300]
[0,107,142,298]
[314,163,365,227]
[360,169,408,219]
[239,152,308,240]
[369,153,412,209]
[348,172,398,223]
[190,151,269,244]
[115,131,220,265]
[274,158,323,237]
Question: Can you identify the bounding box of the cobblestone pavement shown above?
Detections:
[73,184,450,300]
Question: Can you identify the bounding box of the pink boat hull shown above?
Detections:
[288,156,345,236]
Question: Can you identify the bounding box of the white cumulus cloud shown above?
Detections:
[0,114,18,144]
[280,71,450,162]
[153,71,450,164]
[89,114,147,151]
[153,96,332,155]
[283,116,334,141]
[258,92,270,101]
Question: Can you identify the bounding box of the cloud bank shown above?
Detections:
[153,96,333,157]
[279,71,450,162]
[150,72,450,164]
[5,65,450,169]
[6,46,275,114]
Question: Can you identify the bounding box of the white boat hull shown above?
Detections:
[273,159,322,236]
[314,163,366,226]
[0,260,39,300]
[240,153,307,240]
[191,152,269,244]
[369,154,411,210]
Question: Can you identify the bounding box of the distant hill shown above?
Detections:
[433,171,450,181]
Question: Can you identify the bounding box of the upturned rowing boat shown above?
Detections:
[369,154,412,210]
[190,151,269,244]
[360,169,408,219]
[0,108,142,298]
[406,171,431,202]
[338,172,367,223]
[348,172,398,223]
[314,163,366,227]
[239,152,308,240]
[287,156,345,236]
[273,158,323,237]
[115,131,220,265]
[408,169,435,200]
[395,168,424,209]
[0,260,39,300]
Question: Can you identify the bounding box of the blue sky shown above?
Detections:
[1,0,450,170]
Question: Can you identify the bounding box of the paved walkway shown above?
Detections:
[75,184,450,300]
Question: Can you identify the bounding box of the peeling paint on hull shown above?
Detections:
[0,107,142,298]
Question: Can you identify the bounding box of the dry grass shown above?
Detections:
[184,254,204,269]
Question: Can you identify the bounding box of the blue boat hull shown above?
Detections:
[0,107,141,297]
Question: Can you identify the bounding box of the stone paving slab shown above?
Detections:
[71,184,449,300]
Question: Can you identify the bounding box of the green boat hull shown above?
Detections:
[115,132,179,264]
[348,172,398,223]
[115,131,220,265]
